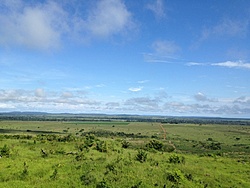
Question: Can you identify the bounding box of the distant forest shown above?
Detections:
[0,112,249,126]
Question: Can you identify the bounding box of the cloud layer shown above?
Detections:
[0,88,249,117]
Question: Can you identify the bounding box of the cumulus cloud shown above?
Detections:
[0,0,135,50]
[0,1,68,50]
[86,0,133,38]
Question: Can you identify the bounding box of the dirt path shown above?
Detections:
[159,123,167,140]
[158,123,176,150]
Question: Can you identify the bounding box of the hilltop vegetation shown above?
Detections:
[0,115,250,187]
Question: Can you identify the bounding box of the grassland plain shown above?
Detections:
[0,120,249,187]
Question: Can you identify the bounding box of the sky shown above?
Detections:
[0,0,250,117]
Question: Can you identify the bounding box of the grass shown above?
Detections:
[0,120,250,187]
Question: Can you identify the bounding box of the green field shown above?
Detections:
[0,120,250,187]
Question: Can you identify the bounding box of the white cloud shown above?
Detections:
[86,0,133,38]
[0,88,250,117]
[0,103,15,109]
[35,88,46,98]
[186,60,250,70]
[0,0,135,50]
[194,92,217,102]
[128,87,143,92]
[233,96,250,106]
[0,1,68,50]
[146,0,166,19]
[137,80,149,84]
[212,60,250,69]
[186,62,206,66]
[0,88,102,112]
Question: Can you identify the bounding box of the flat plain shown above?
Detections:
[0,118,249,187]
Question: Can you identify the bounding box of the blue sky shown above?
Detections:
[0,0,250,117]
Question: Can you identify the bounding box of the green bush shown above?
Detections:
[162,144,175,152]
[145,139,163,151]
[96,140,108,152]
[75,152,86,161]
[165,169,184,184]
[0,144,10,157]
[168,154,185,164]
[80,173,96,185]
[121,140,130,148]
[136,149,147,163]
[105,163,117,175]
[76,143,90,152]
[84,134,97,147]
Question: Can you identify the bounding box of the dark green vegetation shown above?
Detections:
[0,114,250,187]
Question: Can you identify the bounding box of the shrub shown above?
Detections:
[162,144,175,152]
[207,142,221,150]
[136,149,147,163]
[76,143,90,152]
[0,144,10,157]
[185,173,193,181]
[105,163,117,175]
[75,152,86,161]
[121,140,130,148]
[146,140,163,151]
[96,180,109,188]
[198,141,222,150]
[165,169,184,184]
[80,173,96,185]
[168,154,185,164]
[207,138,213,141]
[96,140,108,152]
[84,134,96,147]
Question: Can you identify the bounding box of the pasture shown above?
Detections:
[0,120,249,187]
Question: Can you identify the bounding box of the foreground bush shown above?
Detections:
[0,144,10,157]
